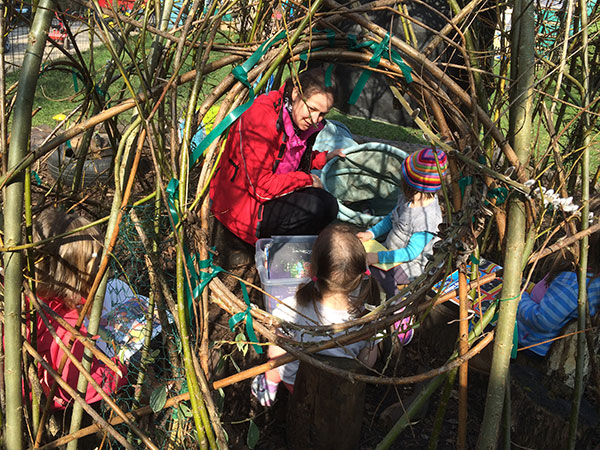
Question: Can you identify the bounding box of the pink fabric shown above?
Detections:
[29,297,127,409]
[275,106,324,174]
[530,276,550,304]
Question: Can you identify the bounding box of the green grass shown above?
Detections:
[8,40,128,127]
[327,109,425,144]
[7,33,201,128]
[9,39,424,142]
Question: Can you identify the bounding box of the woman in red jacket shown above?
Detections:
[210,68,343,244]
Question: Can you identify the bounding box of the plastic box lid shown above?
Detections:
[255,235,317,283]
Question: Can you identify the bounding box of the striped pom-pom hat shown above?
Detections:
[401,148,448,193]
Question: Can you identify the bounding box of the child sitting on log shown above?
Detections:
[251,224,380,407]
[517,198,600,356]
[357,148,448,344]
[30,208,127,409]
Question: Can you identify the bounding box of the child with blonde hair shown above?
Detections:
[31,208,126,409]
[252,224,380,406]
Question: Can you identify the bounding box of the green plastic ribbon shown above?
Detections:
[347,34,358,50]
[235,30,287,89]
[492,295,520,359]
[166,178,181,226]
[488,187,508,205]
[166,178,262,354]
[189,31,287,166]
[325,64,334,87]
[95,85,106,98]
[348,33,413,105]
[72,70,79,93]
[228,282,263,354]
[460,175,508,206]
[346,33,373,51]
[512,321,518,359]
[325,28,335,46]
[349,34,389,105]
[458,176,472,197]
[31,170,42,186]
[311,27,336,46]
[193,251,225,299]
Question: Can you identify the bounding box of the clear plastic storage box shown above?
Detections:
[255,235,318,313]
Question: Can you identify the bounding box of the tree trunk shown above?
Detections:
[287,355,366,450]
[3,2,56,448]
[510,364,599,449]
[477,0,535,447]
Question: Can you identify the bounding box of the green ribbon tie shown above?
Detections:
[349,33,413,105]
[228,282,263,354]
[325,64,334,87]
[166,179,262,354]
[31,170,42,186]
[488,187,508,205]
[72,70,79,93]
[512,321,518,359]
[189,31,287,166]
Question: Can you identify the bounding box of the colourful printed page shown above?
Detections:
[362,239,402,272]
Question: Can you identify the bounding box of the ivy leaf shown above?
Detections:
[215,355,225,373]
[215,388,225,413]
[247,419,260,449]
[235,333,248,356]
[149,386,167,413]
[179,402,193,418]
[230,357,241,373]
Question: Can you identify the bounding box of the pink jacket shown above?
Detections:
[31,297,127,409]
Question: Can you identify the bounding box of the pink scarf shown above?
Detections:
[275,106,324,174]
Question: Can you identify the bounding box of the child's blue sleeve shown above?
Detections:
[377,231,434,264]
[368,214,393,239]
[517,273,578,335]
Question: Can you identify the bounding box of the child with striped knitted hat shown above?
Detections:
[357,148,448,344]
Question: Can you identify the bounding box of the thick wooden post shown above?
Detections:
[545,320,600,391]
[287,355,366,450]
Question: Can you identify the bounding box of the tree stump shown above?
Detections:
[545,319,600,391]
[510,364,599,449]
[286,354,366,450]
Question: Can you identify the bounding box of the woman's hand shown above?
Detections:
[366,252,379,266]
[356,231,374,242]
[327,148,346,161]
[310,173,324,188]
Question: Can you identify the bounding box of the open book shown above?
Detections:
[362,239,403,272]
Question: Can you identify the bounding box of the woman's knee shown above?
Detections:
[310,188,338,221]
[310,188,338,214]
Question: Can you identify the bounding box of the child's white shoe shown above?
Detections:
[251,374,279,407]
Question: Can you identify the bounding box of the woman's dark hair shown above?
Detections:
[296,224,379,316]
[285,67,337,101]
